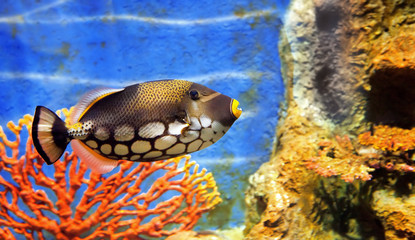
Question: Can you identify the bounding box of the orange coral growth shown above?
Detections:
[305,136,374,183]
[306,126,415,183]
[358,125,415,152]
[0,110,221,239]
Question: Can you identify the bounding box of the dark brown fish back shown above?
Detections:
[80,80,192,128]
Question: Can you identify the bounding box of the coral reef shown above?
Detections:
[359,125,415,152]
[306,125,415,183]
[245,0,415,239]
[0,110,221,239]
[305,135,374,183]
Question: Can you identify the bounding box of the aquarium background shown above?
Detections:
[0,0,288,232]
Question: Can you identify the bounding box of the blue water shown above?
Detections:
[0,0,289,234]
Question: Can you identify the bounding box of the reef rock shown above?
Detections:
[245,0,415,239]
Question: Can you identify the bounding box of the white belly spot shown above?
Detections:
[199,141,213,150]
[211,121,227,134]
[130,155,141,161]
[143,151,163,159]
[187,139,203,153]
[200,128,214,141]
[211,121,229,142]
[155,135,177,150]
[114,144,129,156]
[100,144,112,155]
[86,140,98,149]
[131,140,151,154]
[179,130,199,143]
[166,143,186,155]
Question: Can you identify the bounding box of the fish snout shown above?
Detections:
[231,99,242,119]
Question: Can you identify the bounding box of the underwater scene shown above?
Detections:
[1,0,415,239]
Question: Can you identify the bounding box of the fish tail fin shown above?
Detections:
[32,106,70,164]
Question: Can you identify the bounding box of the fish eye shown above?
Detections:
[189,90,199,100]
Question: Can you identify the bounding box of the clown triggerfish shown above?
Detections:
[32,80,242,173]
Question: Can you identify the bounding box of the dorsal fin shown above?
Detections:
[70,87,124,124]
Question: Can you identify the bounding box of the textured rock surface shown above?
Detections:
[245,0,415,239]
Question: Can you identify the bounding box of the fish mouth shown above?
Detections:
[231,99,242,119]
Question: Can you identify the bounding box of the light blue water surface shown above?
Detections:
[0,0,289,234]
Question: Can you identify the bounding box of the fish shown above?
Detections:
[32,79,242,173]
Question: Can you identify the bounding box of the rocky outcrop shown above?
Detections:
[245,0,415,239]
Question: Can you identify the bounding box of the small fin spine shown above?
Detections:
[32,106,70,164]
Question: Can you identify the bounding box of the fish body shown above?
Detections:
[32,80,242,173]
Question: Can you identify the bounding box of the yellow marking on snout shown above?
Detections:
[231,99,242,119]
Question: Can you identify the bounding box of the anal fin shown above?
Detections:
[71,140,118,174]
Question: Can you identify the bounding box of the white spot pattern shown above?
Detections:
[199,114,212,128]
[179,130,199,143]
[199,141,213,150]
[131,140,151,154]
[211,121,228,142]
[101,144,112,155]
[143,151,163,159]
[114,144,129,156]
[187,139,203,153]
[211,121,227,134]
[168,120,188,135]
[200,128,214,141]
[189,117,201,130]
[95,127,110,141]
[139,122,165,139]
[166,143,186,155]
[114,124,135,141]
[85,115,230,163]
[155,135,177,150]
[86,140,98,148]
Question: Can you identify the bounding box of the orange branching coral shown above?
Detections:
[305,136,374,183]
[358,125,415,152]
[0,110,222,240]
